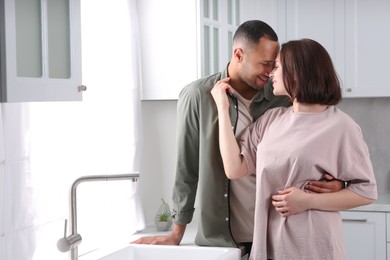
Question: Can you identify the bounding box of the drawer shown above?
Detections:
[388,243,390,260]
[388,213,390,242]
[341,211,386,260]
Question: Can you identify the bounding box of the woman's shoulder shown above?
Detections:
[328,107,364,136]
[331,106,358,124]
[254,107,291,127]
[263,106,290,118]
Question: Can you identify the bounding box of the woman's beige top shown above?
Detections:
[240,106,377,260]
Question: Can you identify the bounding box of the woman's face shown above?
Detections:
[270,54,288,97]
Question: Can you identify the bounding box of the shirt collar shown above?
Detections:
[253,80,275,103]
[222,63,230,79]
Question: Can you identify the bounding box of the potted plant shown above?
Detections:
[155,199,173,231]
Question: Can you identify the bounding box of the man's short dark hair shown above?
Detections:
[233,20,278,46]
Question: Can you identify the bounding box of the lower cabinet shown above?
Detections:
[387,213,390,260]
[341,211,386,260]
[388,243,390,260]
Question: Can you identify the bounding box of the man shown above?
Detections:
[132,20,343,256]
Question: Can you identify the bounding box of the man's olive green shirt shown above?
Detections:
[172,67,290,247]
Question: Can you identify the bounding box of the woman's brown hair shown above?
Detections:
[280,38,342,105]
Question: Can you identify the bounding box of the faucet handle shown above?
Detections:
[57,233,82,252]
[63,219,68,238]
[57,219,82,252]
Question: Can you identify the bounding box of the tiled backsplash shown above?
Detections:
[337,97,390,193]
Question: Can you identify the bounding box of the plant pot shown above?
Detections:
[155,220,172,231]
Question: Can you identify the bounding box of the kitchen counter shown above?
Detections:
[346,192,390,212]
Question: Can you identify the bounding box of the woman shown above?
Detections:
[211,38,377,259]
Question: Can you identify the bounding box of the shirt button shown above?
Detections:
[225,217,229,221]
[224,193,228,197]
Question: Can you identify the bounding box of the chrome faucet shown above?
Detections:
[57,173,140,260]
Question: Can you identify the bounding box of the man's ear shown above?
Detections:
[233,48,244,62]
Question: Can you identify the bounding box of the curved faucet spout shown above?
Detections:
[57,173,140,260]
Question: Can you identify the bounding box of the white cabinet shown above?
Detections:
[283,0,390,97]
[0,0,83,102]
[257,0,390,98]
[344,0,390,97]
[137,0,199,100]
[388,244,390,260]
[138,0,252,100]
[341,211,386,260]
[283,0,346,94]
[387,213,390,259]
[199,0,241,77]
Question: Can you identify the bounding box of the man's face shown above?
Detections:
[240,37,279,90]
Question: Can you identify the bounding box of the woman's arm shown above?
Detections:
[272,187,374,217]
[211,78,247,179]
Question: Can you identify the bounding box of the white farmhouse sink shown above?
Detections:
[97,244,241,260]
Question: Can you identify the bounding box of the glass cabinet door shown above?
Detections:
[1,0,82,102]
[200,0,241,77]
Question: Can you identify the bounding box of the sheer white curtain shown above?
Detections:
[0,0,145,259]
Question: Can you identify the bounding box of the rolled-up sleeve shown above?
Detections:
[172,84,200,224]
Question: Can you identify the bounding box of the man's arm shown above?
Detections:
[304,173,344,193]
[130,223,186,245]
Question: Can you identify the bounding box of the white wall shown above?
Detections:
[140,101,178,224]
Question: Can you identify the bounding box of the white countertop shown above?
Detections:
[346,192,390,212]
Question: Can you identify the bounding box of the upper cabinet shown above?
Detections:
[284,0,346,94]
[4,0,386,101]
[199,0,241,77]
[344,0,390,97]
[138,0,249,100]
[259,0,390,98]
[0,0,83,102]
[139,0,390,100]
[137,0,199,100]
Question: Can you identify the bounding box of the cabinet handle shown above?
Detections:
[346,88,352,92]
[342,218,367,222]
[78,85,87,92]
